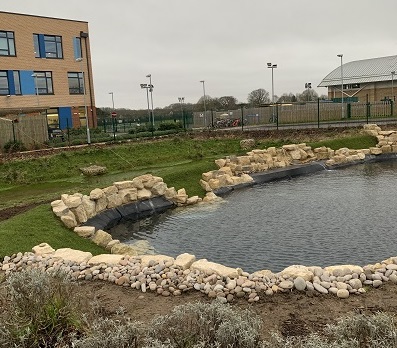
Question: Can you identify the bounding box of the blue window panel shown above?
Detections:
[6,70,15,95]
[20,70,36,95]
[38,34,46,58]
[59,107,72,129]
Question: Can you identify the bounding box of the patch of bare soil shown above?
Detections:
[79,279,397,339]
[0,203,42,222]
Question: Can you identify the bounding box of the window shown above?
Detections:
[73,37,82,59]
[13,71,21,95]
[33,71,53,94]
[343,83,360,89]
[33,34,63,58]
[68,72,84,94]
[0,71,9,95]
[0,31,16,56]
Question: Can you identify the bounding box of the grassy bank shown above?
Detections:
[0,130,377,258]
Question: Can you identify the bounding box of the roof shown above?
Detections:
[318,55,397,87]
[0,11,88,24]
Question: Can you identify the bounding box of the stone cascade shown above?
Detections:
[51,174,222,255]
[2,243,397,301]
[51,174,205,230]
[200,124,392,192]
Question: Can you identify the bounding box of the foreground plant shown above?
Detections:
[0,269,87,348]
[145,300,263,348]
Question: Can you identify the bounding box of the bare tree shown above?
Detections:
[247,88,270,106]
[277,93,297,103]
[218,96,238,110]
[297,89,319,102]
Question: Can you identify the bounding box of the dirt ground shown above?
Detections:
[81,277,397,338]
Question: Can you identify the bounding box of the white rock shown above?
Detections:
[294,277,306,291]
[32,243,55,255]
[337,289,350,299]
[190,259,243,278]
[174,253,196,270]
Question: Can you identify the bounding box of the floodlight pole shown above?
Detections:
[337,54,344,118]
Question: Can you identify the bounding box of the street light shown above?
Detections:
[337,54,344,118]
[146,74,155,130]
[76,58,91,144]
[178,97,185,130]
[140,83,153,136]
[305,82,312,102]
[108,91,116,138]
[391,71,395,102]
[200,80,207,128]
[267,62,277,122]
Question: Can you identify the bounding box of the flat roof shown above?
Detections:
[0,10,88,24]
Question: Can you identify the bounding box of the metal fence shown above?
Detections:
[192,101,397,129]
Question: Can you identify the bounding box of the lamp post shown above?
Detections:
[391,71,395,102]
[267,62,277,122]
[140,83,153,136]
[305,82,312,102]
[178,97,185,130]
[76,58,91,144]
[146,74,155,130]
[108,91,116,139]
[200,80,207,128]
[337,54,344,118]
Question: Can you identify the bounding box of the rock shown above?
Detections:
[74,226,95,238]
[372,280,383,288]
[90,188,104,200]
[111,243,140,256]
[60,214,78,229]
[91,230,113,248]
[53,248,92,264]
[140,255,175,267]
[279,280,294,290]
[174,253,196,270]
[190,259,243,278]
[313,283,328,294]
[337,289,350,299]
[280,265,313,281]
[294,277,307,291]
[32,243,55,255]
[88,254,124,265]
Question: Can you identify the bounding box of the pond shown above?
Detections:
[108,161,397,273]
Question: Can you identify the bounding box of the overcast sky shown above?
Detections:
[3,1,397,109]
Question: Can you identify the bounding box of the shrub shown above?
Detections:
[262,312,397,348]
[3,140,26,153]
[145,300,263,348]
[158,121,182,131]
[0,269,88,348]
[73,318,141,348]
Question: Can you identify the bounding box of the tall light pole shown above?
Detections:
[267,62,277,122]
[337,54,344,118]
[200,80,207,128]
[76,58,91,144]
[140,83,153,136]
[391,71,395,102]
[108,91,116,137]
[305,82,312,102]
[146,74,155,130]
[178,97,185,130]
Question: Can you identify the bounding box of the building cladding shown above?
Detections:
[0,11,96,130]
[318,55,397,103]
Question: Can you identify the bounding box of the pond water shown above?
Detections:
[108,161,397,273]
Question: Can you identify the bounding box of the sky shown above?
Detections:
[2,0,397,109]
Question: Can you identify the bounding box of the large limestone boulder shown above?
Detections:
[111,243,140,256]
[190,259,243,278]
[60,213,78,229]
[118,188,138,203]
[324,264,363,276]
[113,181,134,190]
[51,200,70,217]
[106,194,123,209]
[82,195,96,219]
[74,226,95,238]
[174,253,196,270]
[151,182,168,196]
[164,187,177,200]
[90,188,104,200]
[61,193,83,209]
[88,254,124,265]
[280,265,314,281]
[137,188,152,200]
[91,229,113,248]
[53,248,92,263]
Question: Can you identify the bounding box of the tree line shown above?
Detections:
[97,87,328,122]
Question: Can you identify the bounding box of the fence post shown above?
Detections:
[66,118,70,146]
[347,103,351,119]
[391,100,394,117]
[317,99,320,128]
[276,104,279,130]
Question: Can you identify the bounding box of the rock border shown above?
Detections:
[3,123,397,301]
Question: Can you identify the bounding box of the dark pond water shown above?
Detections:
[108,161,397,273]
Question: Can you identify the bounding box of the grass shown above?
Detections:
[0,130,378,258]
[0,205,105,258]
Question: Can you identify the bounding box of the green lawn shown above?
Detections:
[0,132,378,259]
